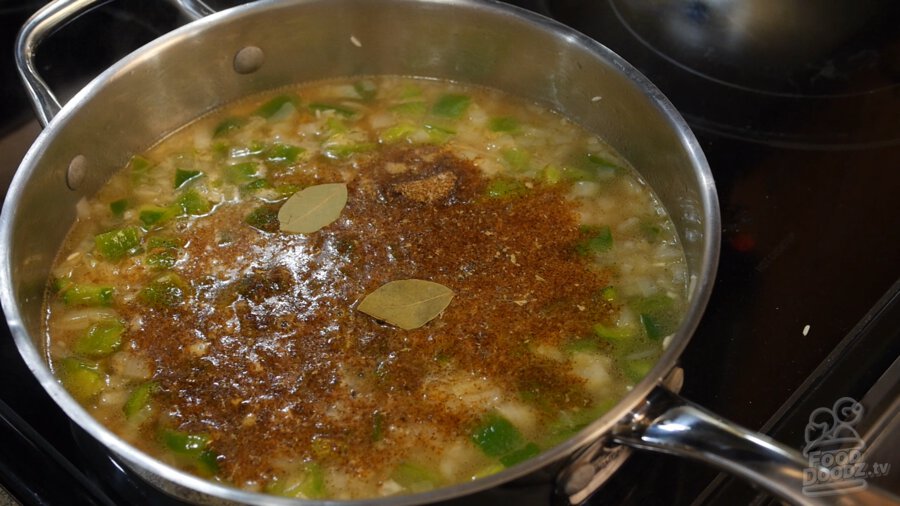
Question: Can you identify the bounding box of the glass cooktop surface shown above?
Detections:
[1,1,898,505]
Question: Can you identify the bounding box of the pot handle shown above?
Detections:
[15,0,217,127]
[560,386,898,505]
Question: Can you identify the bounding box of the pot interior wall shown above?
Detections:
[8,0,711,411]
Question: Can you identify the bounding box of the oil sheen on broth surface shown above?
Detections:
[44,77,687,499]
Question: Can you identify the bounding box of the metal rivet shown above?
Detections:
[233,46,264,74]
[66,155,87,190]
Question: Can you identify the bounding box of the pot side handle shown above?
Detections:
[15,0,109,127]
[598,386,897,505]
[14,0,216,127]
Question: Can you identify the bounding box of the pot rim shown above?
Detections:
[1,0,719,504]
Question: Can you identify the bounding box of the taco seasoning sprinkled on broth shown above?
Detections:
[44,76,687,499]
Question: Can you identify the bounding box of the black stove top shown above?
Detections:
[1,1,898,505]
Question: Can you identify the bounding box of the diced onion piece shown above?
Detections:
[109,351,153,380]
[570,353,612,392]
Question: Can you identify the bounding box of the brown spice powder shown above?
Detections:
[121,147,613,484]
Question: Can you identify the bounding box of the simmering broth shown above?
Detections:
[44,76,686,499]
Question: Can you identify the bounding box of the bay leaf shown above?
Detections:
[278,183,348,233]
[357,279,454,330]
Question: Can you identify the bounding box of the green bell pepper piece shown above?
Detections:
[489,116,519,133]
[61,284,114,307]
[471,412,523,457]
[472,463,505,479]
[431,93,470,118]
[224,162,259,185]
[73,320,124,357]
[58,358,104,402]
[145,235,180,270]
[485,178,526,199]
[546,399,617,445]
[160,429,219,475]
[213,117,245,137]
[576,225,613,255]
[95,226,143,261]
[631,293,679,340]
[380,124,417,143]
[269,462,326,499]
[123,381,157,419]
[242,178,271,193]
[265,143,304,164]
[245,204,280,233]
[146,250,177,270]
[176,189,211,215]
[593,322,637,342]
[600,286,618,302]
[564,337,601,354]
[541,165,562,185]
[322,142,375,159]
[501,148,530,171]
[391,462,440,493]
[586,152,622,170]
[353,79,378,101]
[128,155,154,186]
[389,101,427,115]
[255,95,299,119]
[162,429,210,456]
[139,206,179,228]
[422,123,455,143]
[174,169,202,189]
[623,357,655,382]
[274,184,302,198]
[139,273,188,308]
[109,198,129,217]
[296,462,325,498]
[640,219,663,243]
[146,236,180,250]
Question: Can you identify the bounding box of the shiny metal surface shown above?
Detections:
[14,0,112,126]
[557,365,684,503]
[170,0,216,20]
[614,387,900,506]
[3,0,718,504]
[16,0,216,127]
[609,0,888,95]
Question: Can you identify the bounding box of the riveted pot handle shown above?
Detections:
[15,0,217,127]
[604,386,897,506]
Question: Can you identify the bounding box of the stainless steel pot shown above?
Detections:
[2,1,893,505]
